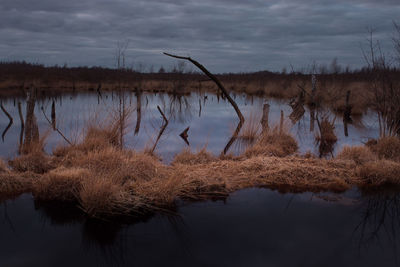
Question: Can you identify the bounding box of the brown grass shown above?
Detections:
[0,171,33,201]
[0,159,8,173]
[244,126,298,158]
[358,160,400,187]
[8,151,54,174]
[366,136,400,161]
[172,148,216,165]
[337,146,376,165]
[1,122,400,218]
[32,167,88,202]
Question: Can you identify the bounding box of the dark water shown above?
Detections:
[0,91,379,162]
[1,188,399,267]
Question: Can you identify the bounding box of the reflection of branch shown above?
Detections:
[134,90,142,135]
[222,120,243,156]
[1,103,13,142]
[163,52,244,123]
[17,102,24,152]
[151,106,169,153]
[353,193,400,260]
[41,107,72,145]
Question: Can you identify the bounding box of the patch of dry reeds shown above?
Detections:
[244,126,298,158]
[32,167,88,202]
[366,136,400,161]
[172,148,216,165]
[0,159,8,173]
[0,166,33,200]
[337,146,376,165]
[9,152,54,174]
[358,160,400,187]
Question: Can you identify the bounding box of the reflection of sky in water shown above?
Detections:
[1,189,399,266]
[0,92,380,162]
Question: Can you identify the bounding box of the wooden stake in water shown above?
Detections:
[280,110,284,134]
[261,103,270,133]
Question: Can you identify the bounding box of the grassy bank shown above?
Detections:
[1,123,400,219]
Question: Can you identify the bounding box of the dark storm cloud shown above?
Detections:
[0,0,399,72]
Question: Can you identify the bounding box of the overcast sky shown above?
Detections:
[0,0,399,73]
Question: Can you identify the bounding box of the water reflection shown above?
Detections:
[355,191,400,263]
[1,189,400,266]
[0,90,380,161]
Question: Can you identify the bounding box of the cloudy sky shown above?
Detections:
[0,0,399,73]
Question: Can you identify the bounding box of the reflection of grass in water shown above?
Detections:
[315,116,337,158]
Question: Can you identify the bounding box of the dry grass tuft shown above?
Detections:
[358,160,400,187]
[174,156,354,194]
[0,172,33,200]
[0,159,8,173]
[244,126,298,158]
[19,134,48,155]
[172,148,217,165]
[32,167,89,202]
[9,151,54,174]
[337,146,376,165]
[78,177,130,217]
[367,136,400,161]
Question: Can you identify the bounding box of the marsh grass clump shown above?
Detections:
[358,160,400,187]
[78,177,130,217]
[337,146,376,165]
[172,148,217,165]
[0,174,29,200]
[32,167,88,202]
[0,159,8,173]
[366,136,400,161]
[9,132,54,174]
[9,151,54,174]
[244,126,298,158]
[0,161,32,200]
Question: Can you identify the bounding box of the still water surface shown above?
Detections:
[0,91,380,162]
[1,189,399,266]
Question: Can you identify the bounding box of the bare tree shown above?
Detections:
[393,21,400,65]
[115,40,129,70]
[361,28,400,137]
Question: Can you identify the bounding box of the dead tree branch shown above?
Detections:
[163,52,244,123]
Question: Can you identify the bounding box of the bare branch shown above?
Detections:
[163,52,244,124]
